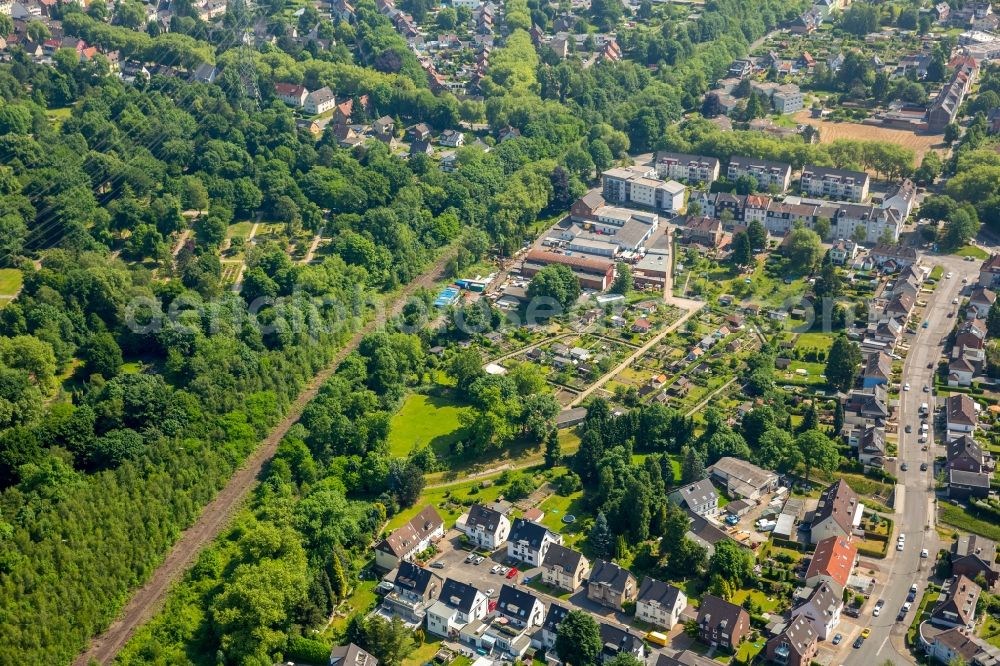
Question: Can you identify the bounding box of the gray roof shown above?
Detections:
[637,576,684,608]
[802,164,870,183]
[543,603,570,632]
[330,643,378,666]
[509,518,555,549]
[950,469,991,488]
[439,577,482,613]
[496,584,540,621]
[543,543,585,573]
[656,652,718,666]
[394,561,439,595]
[671,479,718,508]
[589,559,634,592]
[466,504,505,533]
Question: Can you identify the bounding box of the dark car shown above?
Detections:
[854,636,865,649]
[832,634,843,645]
[928,362,935,369]
[845,607,861,618]
[897,611,906,622]
[921,462,928,471]
[907,591,916,603]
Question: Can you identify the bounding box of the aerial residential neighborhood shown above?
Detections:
[6,0,1000,661]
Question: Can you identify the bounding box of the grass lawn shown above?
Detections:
[979,615,1000,648]
[386,473,510,530]
[939,503,1000,541]
[539,491,589,546]
[527,578,573,600]
[226,221,254,239]
[731,588,780,613]
[734,638,765,664]
[0,268,23,295]
[402,636,445,666]
[326,579,378,638]
[929,265,944,281]
[955,245,989,260]
[388,392,473,458]
[793,331,833,352]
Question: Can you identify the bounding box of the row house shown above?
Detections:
[967,285,996,319]
[927,60,978,132]
[980,254,1000,289]
[946,394,978,433]
[926,628,1000,665]
[654,152,721,185]
[871,243,918,270]
[727,156,793,192]
[843,385,889,429]
[861,351,892,388]
[800,165,870,202]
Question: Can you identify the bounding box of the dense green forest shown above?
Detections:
[0,0,818,659]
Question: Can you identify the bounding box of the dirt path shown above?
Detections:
[570,302,704,407]
[171,229,191,257]
[301,229,325,264]
[73,244,461,666]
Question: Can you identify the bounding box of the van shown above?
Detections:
[646,631,669,647]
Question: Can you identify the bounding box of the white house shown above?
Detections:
[304,86,337,115]
[456,504,511,550]
[669,478,719,517]
[507,518,562,566]
[373,505,444,570]
[496,584,545,629]
[426,578,489,638]
[791,582,842,640]
[635,577,688,629]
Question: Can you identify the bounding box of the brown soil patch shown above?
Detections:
[792,110,948,163]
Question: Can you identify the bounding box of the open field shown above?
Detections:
[792,111,946,163]
[955,244,989,260]
[387,392,472,458]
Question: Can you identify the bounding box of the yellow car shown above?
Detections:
[861,628,872,639]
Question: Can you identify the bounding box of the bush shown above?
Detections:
[286,636,333,665]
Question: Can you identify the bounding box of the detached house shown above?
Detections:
[330,644,378,666]
[669,479,720,517]
[805,536,857,593]
[947,434,993,500]
[635,577,687,629]
[951,535,999,589]
[304,86,336,115]
[541,544,589,593]
[707,456,779,500]
[931,575,982,630]
[810,480,863,544]
[374,505,444,570]
[766,613,819,666]
[274,82,308,107]
[946,394,978,433]
[496,584,544,629]
[980,254,1000,289]
[540,603,570,651]
[507,518,562,566]
[587,559,637,610]
[439,129,465,147]
[381,561,442,624]
[696,594,750,651]
[457,504,511,550]
[791,581,843,640]
[598,623,648,665]
[968,286,996,319]
[426,578,489,638]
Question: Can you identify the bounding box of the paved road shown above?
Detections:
[846,254,969,665]
[73,243,462,666]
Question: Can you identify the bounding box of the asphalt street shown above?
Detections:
[846,254,971,665]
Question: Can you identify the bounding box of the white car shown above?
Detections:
[952,298,960,305]
[946,272,954,279]
[897,541,905,551]
[904,383,911,391]
[873,606,881,617]
[486,588,495,596]
[921,548,929,558]
[490,564,501,574]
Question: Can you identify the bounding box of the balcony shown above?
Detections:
[774,643,791,665]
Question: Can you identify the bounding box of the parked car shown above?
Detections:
[506,567,519,579]
[832,634,842,645]
[905,424,912,433]
[854,636,865,649]
[921,548,929,558]
[901,463,909,471]
[475,556,485,565]
[861,628,872,639]
[490,564,501,574]
[431,562,445,569]
[921,462,928,470]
